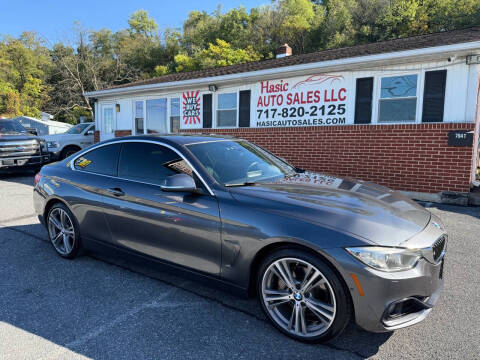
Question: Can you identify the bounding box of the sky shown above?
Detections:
[0,0,268,43]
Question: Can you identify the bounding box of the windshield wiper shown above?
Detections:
[224,181,257,187]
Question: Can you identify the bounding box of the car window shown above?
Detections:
[187,140,295,185]
[73,143,121,176]
[118,142,193,185]
[66,123,91,134]
[0,120,28,134]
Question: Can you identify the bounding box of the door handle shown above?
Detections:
[107,187,125,197]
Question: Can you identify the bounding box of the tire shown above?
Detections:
[46,203,82,259]
[257,248,352,343]
[60,146,80,160]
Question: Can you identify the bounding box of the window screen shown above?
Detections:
[379,75,418,122]
[217,93,237,127]
[74,144,121,176]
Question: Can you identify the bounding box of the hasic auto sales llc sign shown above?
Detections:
[251,73,349,127]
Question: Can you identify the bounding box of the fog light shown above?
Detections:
[383,297,430,324]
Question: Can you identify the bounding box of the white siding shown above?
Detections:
[94,57,477,134]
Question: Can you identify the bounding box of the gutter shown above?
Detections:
[84,41,480,98]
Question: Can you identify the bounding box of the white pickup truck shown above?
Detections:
[44,122,95,160]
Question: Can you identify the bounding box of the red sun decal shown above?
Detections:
[183,91,201,125]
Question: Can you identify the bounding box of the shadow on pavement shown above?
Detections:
[1,222,392,359]
[0,171,35,186]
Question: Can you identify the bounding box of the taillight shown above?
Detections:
[34,172,41,186]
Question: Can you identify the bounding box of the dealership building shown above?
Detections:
[85,27,480,202]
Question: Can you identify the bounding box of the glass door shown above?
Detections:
[101,104,115,140]
[146,98,167,134]
[170,98,180,133]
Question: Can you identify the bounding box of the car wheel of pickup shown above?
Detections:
[47,203,81,259]
[60,146,80,160]
[258,248,352,343]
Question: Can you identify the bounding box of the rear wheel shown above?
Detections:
[257,248,351,343]
[60,146,80,160]
[47,203,81,259]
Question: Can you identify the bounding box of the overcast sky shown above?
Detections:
[0,0,267,43]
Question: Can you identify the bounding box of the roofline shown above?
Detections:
[85,40,480,98]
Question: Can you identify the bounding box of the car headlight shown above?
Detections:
[39,140,48,152]
[345,246,421,272]
[47,141,60,149]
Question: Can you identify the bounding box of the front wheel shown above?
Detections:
[257,249,352,343]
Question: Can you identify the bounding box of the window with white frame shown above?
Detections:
[216,92,237,127]
[378,74,418,122]
[135,100,144,134]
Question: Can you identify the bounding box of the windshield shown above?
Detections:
[187,140,296,186]
[0,120,28,134]
[65,123,91,134]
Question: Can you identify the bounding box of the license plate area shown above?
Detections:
[1,159,15,166]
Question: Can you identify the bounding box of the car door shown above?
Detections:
[70,143,122,243]
[101,141,222,275]
[79,124,95,148]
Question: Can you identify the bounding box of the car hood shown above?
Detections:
[42,134,65,142]
[228,172,430,246]
[0,134,40,142]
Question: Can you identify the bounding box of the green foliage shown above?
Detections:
[175,39,263,73]
[128,10,158,37]
[1,3,479,121]
[0,32,50,118]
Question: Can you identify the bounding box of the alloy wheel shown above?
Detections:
[47,208,75,255]
[261,257,337,338]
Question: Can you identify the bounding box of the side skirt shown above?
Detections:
[82,237,249,298]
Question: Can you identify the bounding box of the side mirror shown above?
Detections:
[161,173,197,192]
[26,128,38,136]
[85,130,94,136]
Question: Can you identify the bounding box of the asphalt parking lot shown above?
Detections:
[0,172,479,360]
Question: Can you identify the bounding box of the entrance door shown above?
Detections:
[101,104,115,140]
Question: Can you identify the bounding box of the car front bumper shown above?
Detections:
[324,240,445,333]
[0,154,50,170]
[48,149,62,160]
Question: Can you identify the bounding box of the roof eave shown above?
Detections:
[84,40,480,98]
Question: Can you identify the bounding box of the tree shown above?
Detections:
[275,0,322,52]
[128,10,158,37]
[174,39,262,73]
[0,32,50,117]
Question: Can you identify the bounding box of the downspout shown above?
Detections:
[472,68,480,188]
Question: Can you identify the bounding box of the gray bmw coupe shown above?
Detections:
[33,134,446,342]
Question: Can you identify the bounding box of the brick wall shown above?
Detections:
[184,123,475,193]
[114,130,132,137]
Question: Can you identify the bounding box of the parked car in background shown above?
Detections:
[24,127,38,136]
[44,122,95,160]
[0,119,50,172]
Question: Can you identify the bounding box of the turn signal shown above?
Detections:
[34,172,41,186]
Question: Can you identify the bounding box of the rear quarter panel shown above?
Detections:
[36,162,112,244]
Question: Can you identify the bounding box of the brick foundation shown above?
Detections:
[183,123,475,193]
[114,130,132,137]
